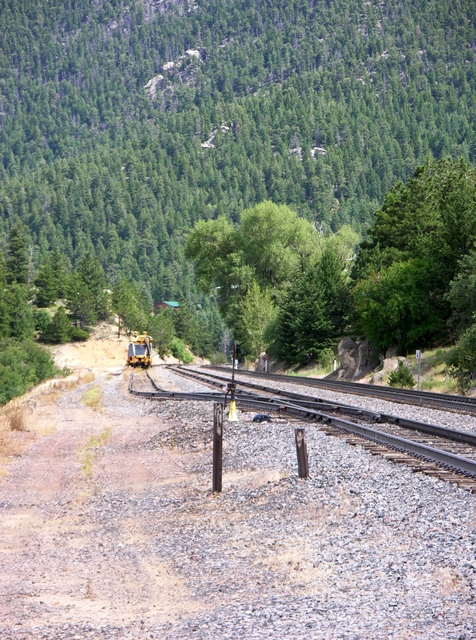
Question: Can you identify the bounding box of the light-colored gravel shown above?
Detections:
[1,366,475,639]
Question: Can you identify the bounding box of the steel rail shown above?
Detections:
[202,365,476,414]
[130,373,340,415]
[165,365,382,421]
[168,366,476,447]
[129,372,476,478]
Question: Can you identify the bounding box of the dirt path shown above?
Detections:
[0,340,203,637]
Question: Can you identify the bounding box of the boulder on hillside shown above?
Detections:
[371,356,405,383]
[335,337,376,380]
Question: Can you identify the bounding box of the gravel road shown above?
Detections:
[0,365,475,639]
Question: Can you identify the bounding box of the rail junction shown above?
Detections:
[129,365,476,492]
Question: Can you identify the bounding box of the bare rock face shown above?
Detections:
[255,353,267,372]
[337,337,375,380]
[385,344,399,359]
[371,356,403,383]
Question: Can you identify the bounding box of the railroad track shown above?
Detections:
[204,365,476,414]
[129,366,476,492]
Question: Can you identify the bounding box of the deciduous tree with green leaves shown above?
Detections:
[353,158,476,353]
[235,281,277,360]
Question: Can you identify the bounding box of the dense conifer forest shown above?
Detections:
[1,0,476,398]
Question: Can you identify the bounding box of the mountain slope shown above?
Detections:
[1,0,475,298]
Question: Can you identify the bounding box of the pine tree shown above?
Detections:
[76,253,109,321]
[6,284,35,340]
[34,258,57,307]
[46,306,72,343]
[66,271,96,329]
[148,308,176,357]
[0,251,7,287]
[277,265,334,365]
[6,223,29,285]
[50,248,69,298]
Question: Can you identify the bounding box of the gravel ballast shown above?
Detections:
[218,368,476,435]
[0,366,475,639]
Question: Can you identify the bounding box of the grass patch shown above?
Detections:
[421,377,459,393]
[7,405,27,432]
[80,371,96,385]
[287,364,334,378]
[0,400,29,434]
[0,400,34,471]
[81,386,103,410]
[81,429,111,478]
[403,347,460,394]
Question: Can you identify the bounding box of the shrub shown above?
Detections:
[33,309,52,335]
[387,361,415,388]
[447,323,476,394]
[7,405,27,432]
[0,339,60,405]
[170,338,194,364]
[211,351,226,365]
[70,325,90,341]
[45,307,72,343]
[318,347,335,370]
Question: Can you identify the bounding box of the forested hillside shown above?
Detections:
[1,0,476,302]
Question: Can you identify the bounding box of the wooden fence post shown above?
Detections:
[295,428,309,478]
[213,403,224,492]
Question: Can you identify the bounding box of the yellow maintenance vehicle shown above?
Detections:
[127,332,153,368]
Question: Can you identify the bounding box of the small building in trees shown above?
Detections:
[154,301,180,312]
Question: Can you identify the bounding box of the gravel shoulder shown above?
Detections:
[0,357,476,639]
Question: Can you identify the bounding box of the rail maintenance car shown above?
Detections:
[127,332,153,368]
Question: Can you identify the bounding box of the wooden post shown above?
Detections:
[295,428,309,478]
[213,403,224,492]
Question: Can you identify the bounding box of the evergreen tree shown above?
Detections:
[76,253,109,321]
[445,248,476,337]
[111,279,149,336]
[34,257,57,307]
[0,251,7,287]
[0,252,10,338]
[148,308,176,358]
[353,158,476,352]
[50,248,69,298]
[5,284,35,340]
[277,265,334,365]
[46,306,72,343]
[448,324,476,393]
[66,271,96,329]
[318,247,352,334]
[6,223,29,285]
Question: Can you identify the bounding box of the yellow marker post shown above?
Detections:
[228,398,238,422]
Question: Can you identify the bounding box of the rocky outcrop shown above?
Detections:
[370,356,405,383]
[143,75,164,100]
[336,337,376,380]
